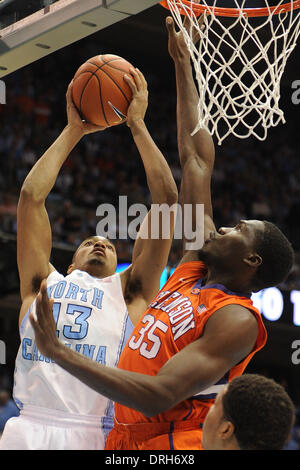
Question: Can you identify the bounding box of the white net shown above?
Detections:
[165,0,300,144]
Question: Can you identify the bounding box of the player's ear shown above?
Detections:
[243,253,262,268]
[67,264,75,275]
[219,420,235,441]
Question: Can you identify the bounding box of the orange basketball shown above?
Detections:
[71,54,134,127]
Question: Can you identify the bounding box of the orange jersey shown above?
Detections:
[114,261,267,427]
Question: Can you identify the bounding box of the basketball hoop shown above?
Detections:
[160,0,300,16]
[160,0,300,144]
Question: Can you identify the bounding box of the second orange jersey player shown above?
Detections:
[105,260,267,450]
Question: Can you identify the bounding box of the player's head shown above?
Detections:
[67,236,117,277]
[198,220,294,292]
[202,374,295,450]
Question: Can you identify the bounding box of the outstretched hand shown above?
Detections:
[66,80,107,135]
[29,280,61,361]
[166,13,205,62]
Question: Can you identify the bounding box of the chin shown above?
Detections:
[197,248,208,262]
[88,258,104,266]
[197,247,220,269]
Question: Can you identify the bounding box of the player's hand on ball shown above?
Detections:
[66,81,107,135]
[29,280,61,360]
[124,68,148,127]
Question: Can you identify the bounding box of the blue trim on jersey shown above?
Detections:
[101,415,114,440]
[19,307,32,336]
[216,371,229,385]
[103,399,115,422]
[190,372,229,401]
[121,314,134,351]
[182,403,193,421]
[191,279,204,291]
[13,396,24,410]
[114,311,133,367]
[192,393,217,400]
[102,311,134,435]
[194,279,251,298]
[168,422,175,450]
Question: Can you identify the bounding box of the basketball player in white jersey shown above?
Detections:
[0,68,178,450]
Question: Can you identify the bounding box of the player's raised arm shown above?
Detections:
[17,82,105,319]
[166,15,216,261]
[121,69,178,322]
[30,280,258,417]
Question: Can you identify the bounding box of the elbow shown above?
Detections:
[152,185,178,208]
[139,383,177,418]
[142,404,168,419]
[161,177,178,206]
[19,184,44,205]
[143,410,160,419]
[143,399,176,418]
[164,186,178,206]
[149,169,178,206]
[143,405,169,418]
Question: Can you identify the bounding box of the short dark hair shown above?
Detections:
[222,374,294,450]
[252,221,294,291]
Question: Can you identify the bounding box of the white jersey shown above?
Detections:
[10,269,133,446]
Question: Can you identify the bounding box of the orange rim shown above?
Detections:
[159,0,300,16]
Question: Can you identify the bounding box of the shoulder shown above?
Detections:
[205,303,258,335]
[194,304,259,367]
[205,304,258,341]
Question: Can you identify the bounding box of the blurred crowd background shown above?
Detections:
[1,49,300,286]
[0,12,300,447]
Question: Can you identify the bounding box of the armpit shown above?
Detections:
[32,275,43,294]
[124,276,143,304]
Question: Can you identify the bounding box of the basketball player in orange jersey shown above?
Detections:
[0,68,178,450]
[29,17,294,451]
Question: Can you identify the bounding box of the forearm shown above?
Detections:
[174,57,214,169]
[21,125,83,201]
[52,335,221,418]
[53,343,172,417]
[130,120,178,205]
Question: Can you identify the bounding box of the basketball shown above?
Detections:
[71,54,134,127]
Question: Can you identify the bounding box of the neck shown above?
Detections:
[77,262,114,279]
[203,269,252,296]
